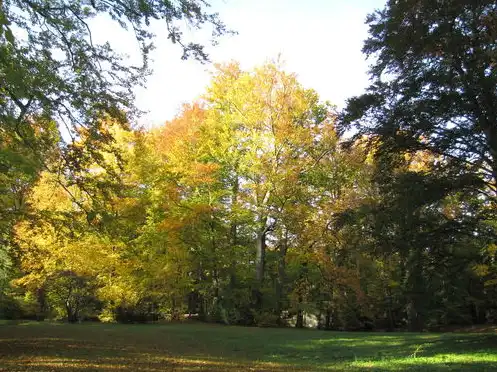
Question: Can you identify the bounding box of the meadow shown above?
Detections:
[0,322,496,371]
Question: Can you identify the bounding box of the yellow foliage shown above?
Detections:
[29,172,73,213]
[405,150,438,173]
[487,244,497,255]
[472,264,490,277]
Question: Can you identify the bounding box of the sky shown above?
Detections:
[92,0,386,127]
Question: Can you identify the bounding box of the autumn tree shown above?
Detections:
[1,0,230,191]
[0,0,231,304]
[197,62,376,326]
[133,104,224,320]
[12,122,145,322]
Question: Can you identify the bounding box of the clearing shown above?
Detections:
[0,322,496,371]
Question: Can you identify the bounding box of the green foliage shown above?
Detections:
[0,293,21,319]
[339,0,497,331]
[45,271,98,322]
[342,0,496,196]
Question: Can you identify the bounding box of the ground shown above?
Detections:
[0,322,496,371]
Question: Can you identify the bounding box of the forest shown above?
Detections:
[0,0,496,334]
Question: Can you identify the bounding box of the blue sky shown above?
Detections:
[93,0,386,127]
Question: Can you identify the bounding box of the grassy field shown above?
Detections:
[0,322,496,371]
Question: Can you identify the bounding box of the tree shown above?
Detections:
[11,122,147,322]
[134,104,225,321]
[0,0,230,293]
[126,63,365,326]
[0,117,59,287]
[1,0,229,136]
[340,0,497,331]
[45,270,96,323]
[203,62,339,314]
[341,0,497,201]
[1,0,229,173]
[0,0,228,200]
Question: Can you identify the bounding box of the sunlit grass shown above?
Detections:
[350,353,497,370]
[0,322,495,371]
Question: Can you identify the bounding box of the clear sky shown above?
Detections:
[92,0,387,127]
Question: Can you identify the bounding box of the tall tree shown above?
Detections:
[341,0,497,201]
[204,62,338,310]
[0,0,230,288]
[339,0,497,331]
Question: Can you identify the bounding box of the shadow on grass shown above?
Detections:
[263,332,497,371]
[0,323,496,371]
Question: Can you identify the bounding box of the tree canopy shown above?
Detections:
[1,0,496,331]
[340,0,497,330]
[0,0,230,282]
[341,0,497,200]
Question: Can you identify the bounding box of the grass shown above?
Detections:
[0,322,496,371]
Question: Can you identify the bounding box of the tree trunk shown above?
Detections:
[210,219,220,304]
[275,231,288,322]
[275,254,286,312]
[229,221,237,287]
[252,226,267,315]
[229,176,239,288]
[386,287,395,331]
[387,305,395,332]
[407,298,423,332]
[296,296,304,328]
[325,309,332,330]
[255,230,266,284]
[66,301,77,323]
[405,249,425,332]
[36,287,47,320]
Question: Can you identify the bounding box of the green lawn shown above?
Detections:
[0,322,496,371]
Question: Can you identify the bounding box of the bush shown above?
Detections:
[0,293,22,319]
[18,291,47,320]
[254,311,280,327]
[98,307,116,323]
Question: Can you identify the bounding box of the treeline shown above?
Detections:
[1,61,495,331]
[1,0,496,332]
